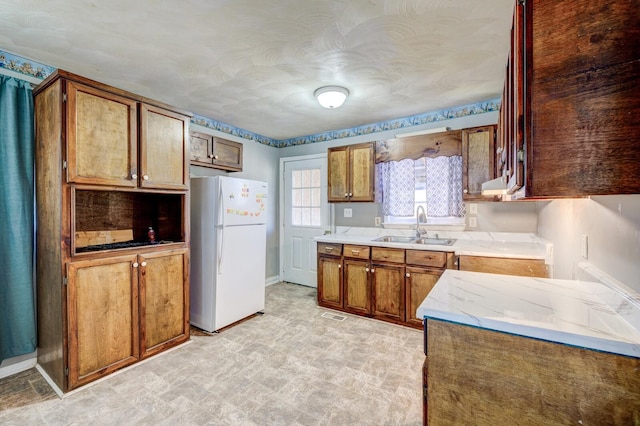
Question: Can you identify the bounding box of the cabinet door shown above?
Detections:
[371,263,405,323]
[139,249,189,359]
[343,259,371,315]
[212,137,243,171]
[405,266,442,328]
[317,255,343,309]
[458,255,549,278]
[189,131,214,166]
[349,142,375,202]
[462,126,497,200]
[139,104,189,190]
[66,81,138,187]
[328,146,349,202]
[67,255,139,390]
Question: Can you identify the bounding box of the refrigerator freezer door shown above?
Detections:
[214,223,267,330]
[220,176,268,226]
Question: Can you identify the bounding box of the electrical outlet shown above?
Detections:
[469,217,477,228]
[581,234,588,259]
[344,208,352,218]
[374,217,382,226]
[469,203,478,215]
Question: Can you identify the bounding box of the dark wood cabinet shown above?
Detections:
[328,142,375,202]
[34,70,190,393]
[189,131,243,172]
[499,0,640,198]
[371,261,405,323]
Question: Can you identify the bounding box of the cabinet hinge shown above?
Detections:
[517,149,525,162]
[63,277,67,286]
[65,367,69,376]
[517,0,525,5]
[63,93,67,102]
[62,160,67,169]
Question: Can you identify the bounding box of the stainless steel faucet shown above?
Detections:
[415,205,427,239]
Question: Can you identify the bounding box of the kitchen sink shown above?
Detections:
[412,238,456,246]
[372,236,416,243]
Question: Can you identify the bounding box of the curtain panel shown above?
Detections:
[0,76,36,362]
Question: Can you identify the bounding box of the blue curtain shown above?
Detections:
[0,75,36,362]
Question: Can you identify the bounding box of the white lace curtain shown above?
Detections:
[375,156,464,217]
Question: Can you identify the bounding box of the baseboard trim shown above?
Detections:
[265,275,280,286]
[0,356,37,379]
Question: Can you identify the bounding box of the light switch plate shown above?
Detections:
[469,217,477,228]
[344,208,352,218]
[374,217,382,226]
[469,203,478,215]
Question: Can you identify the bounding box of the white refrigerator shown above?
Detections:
[190,176,268,332]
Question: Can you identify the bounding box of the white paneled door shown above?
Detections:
[282,156,328,287]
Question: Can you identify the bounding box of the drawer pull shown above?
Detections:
[352,250,360,255]
[324,247,334,252]
[406,273,410,278]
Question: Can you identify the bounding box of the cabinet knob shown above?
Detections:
[214,155,219,160]
[133,262,139,268]
[208,154,214,159]
[141,261,147,267]
[344,193,349,198]
[131,173,137,179]
[338,264,341,269]
[143,175,149,180]
[370,268,375,273]
[406,273,410,278]
[349,193,353,197]
[463,189,468,193]
[365,267,369,272]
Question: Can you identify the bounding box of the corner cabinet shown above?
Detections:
[34,70,191,393]
[189,131,243,172]
[328,142,375,202]
[499,0,640,198]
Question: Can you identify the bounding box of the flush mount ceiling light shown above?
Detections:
[314,86,349,109]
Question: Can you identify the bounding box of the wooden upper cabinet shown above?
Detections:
[66,254,140,390]
[499,0,640,198]
[462,125,498,201]
[189,131,243,172]
[139,248,189,359]
[328,142,375,202]
[66,81,138,187]
[139,104,189,190]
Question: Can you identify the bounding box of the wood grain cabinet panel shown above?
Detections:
[66,81,138,187]
[140,249,189,359]
[66,255,140,390]
[317,255,343,309]
[328,142,375,202]
[343,259,371,315]
[405,266,442,328]
[371,262,405,323]
[458,255,549,278]
[140,104,189,190]
[462,126,498,201]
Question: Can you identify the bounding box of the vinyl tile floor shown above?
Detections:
[0,282,424,425]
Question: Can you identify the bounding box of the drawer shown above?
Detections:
[371,247,405,263]
[343,244,370,259]
[317,243,342,257]
[406,250,447,268]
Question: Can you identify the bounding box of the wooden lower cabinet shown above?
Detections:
[67,255,140,390]
[405,266,442,328]
[343,259,371,315]
[139,249,189,359]
[371,262,406,323]
[66,249,189,390]
[317,255,343,309]
[458,255,549,278]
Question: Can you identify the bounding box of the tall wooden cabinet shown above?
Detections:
[327,142,375,202]
[499,0,640,198]
[462,125,498,201]
[34,70,191,392]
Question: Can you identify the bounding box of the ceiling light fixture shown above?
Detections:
[314,86,349,109]
[394,126,451,138]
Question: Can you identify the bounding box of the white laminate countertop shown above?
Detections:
[417,269,640,358]
[315,228,551,261]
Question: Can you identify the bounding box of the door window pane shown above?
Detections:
[291,168,322,227]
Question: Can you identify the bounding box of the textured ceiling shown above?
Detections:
[0,0,514,140]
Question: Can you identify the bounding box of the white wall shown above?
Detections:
[189,124,281,284]
[537,195,640,292]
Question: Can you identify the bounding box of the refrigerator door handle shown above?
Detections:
[217,179,225,274]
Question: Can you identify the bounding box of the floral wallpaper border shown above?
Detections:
[1,48,500,148]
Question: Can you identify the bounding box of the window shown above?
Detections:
[376,156,465,225]
[291,168,322,227]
